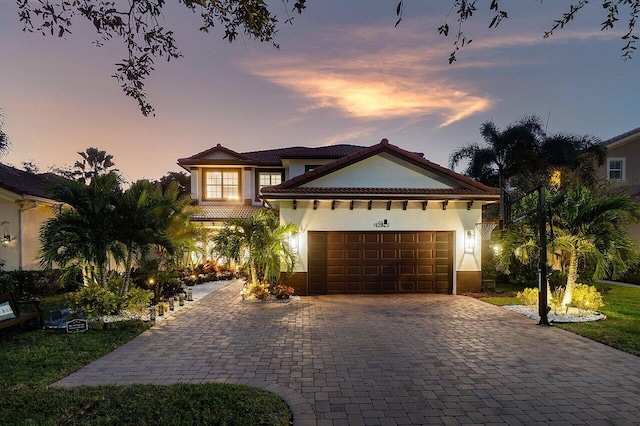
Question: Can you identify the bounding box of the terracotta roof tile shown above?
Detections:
[602,126,640,146]
[179,144,369,167]
[191,205,261,221]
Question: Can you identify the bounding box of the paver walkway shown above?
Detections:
[55,280,640,425]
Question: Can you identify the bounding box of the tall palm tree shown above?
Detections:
[212,208,298,286]
[449,115,545,188]
[73,147,118,184]
[449,115,606,190]
[40,173,124,286]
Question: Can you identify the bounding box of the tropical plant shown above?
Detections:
[212,208,298,286]
[549,186,640,306]
[496,185,640,308]
[449,116,605,190]
[449,115,545,188]
[40,173,124,287]
[114,180,178,297]
[73,147,118,184]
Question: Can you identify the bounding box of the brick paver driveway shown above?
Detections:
[56,280,640,425]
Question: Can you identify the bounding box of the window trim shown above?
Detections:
[202,168,242,201]
[607,157,626,181]
[255,168,285,201]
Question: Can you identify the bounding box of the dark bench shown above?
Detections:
[0,292,43,330]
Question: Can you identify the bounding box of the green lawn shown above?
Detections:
[480,282,640,357]
[0,296,292,425]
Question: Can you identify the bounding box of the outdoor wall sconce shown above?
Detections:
[465,229,475,253]
[288,232,299,252]
[1,233,12,246]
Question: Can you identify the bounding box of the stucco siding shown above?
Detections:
[302,154,455,189]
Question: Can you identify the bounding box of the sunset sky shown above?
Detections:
[1,1,639,183]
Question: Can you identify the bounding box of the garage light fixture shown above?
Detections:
[465,230,475,253]
[288,232,299,252]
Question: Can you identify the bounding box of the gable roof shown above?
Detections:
[0,163,60,200]
[260,139,499,200]
[602,126,640,150]
[178,144,370,168]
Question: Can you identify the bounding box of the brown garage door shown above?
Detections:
[308,231,453,295]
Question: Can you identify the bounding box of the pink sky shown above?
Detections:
[1,1,638,182]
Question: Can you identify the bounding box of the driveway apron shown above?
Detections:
[55,280,640,425]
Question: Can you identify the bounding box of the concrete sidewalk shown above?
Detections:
[55,280,640,425]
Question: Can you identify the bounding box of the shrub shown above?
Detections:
[0,270,72,299]
[517,287,538,307]
[272,284,295,299]
[67,285,119,318]
[571,283,604,314]
[122,286,153,315]
[246,282,270,301]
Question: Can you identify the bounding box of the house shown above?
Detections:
[0,164,62,270]
[600,126,640,241]
[179,139,500,295]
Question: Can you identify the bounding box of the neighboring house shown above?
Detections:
[600,126,640,242]
[0,164,62,270]
[179,139,500,295]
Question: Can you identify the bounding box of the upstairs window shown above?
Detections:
[258,171,283,196]
[204,169,240,200]
[607,158,625,180]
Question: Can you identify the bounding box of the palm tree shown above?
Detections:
[549,186,640,306]
[40,173,124,287]
[73,147,118,184]
[449,115,545,188]
[495,186,640,307]
[212,208,298,286]
[114,180,175,297]
[449,115,606,190]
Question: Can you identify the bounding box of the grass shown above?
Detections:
[479,281,640,357]
[1,295,292,425]
[555,283,640,356]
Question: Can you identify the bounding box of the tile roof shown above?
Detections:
[602,126,640,146]
[178,144,370,167]
[191,205,262,221]
[0,163,61,200]
[261,139,499,199]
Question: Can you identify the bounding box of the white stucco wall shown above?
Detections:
[279,199,485,294]
[303,154,454,189]
[0,195,56,271]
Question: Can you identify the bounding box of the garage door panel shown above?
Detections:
[382,281,398,292]
[382,250,397,259]
[364,281,381,291]
[417,249,433,259]
[346,250,361,259]
[364,250,380,259]
[308,231,452,294]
